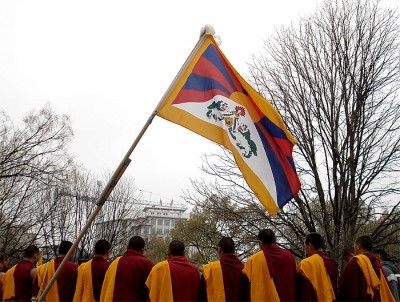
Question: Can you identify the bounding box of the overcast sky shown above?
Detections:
[0,0,398,206]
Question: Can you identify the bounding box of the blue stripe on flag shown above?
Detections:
[182,74,231,95]
[203,45,237,93]
[259,116,289,140]
[255,125,293,207]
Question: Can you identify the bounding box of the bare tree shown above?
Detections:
[39,168,142,261]
[249,0,400,261]
[0,105,144,263]
[0,105,73,182]
[93,172,142,259]
[0,105,74,262]
[184,0,400,264]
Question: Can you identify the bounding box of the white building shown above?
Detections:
[95,200,189,245]
[134,201,189,241]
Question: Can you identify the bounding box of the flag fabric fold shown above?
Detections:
[156,34,300,215]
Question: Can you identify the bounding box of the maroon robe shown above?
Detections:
[296,251,339,301]
[113,249,154,301]
[168,256,200,302]
[14,260,35,302]
[54,256,78,302]
[200,254,249,302]
[91,256,110,301]
[220,255,248,301]
[262,245,297,301]
[338,253,383,301]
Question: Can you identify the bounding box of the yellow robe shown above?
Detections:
[100,257,121,302]
[297,253,336,301]
[2,265,16,301]
[355,254,395,302]
[145,260,174,302]
[36,259,60,302]
[73,260,94,302]
[202,261,226,302]
[242,251,279,302]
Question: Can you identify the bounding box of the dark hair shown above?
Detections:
[372,248,389,261]
[257,229,276,245]
[305,233,324,250]
[0,252,8,262]
[24,245,39,258]
[343,247,354,259]
[218,237,235,254]
[355,236,373,252]
[128,236,145,251]
[169,240,185,256]
[94,239,111,255]
[59,241,73,255]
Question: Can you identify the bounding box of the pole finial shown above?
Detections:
[200,24,222,46]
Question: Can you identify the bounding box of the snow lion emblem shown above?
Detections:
[206,100,257,158]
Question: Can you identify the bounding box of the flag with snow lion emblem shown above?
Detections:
[156,34,300,216]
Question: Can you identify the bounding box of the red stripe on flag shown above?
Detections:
[274,137,294,158]
[193,57,238,94]
[174,89,230,105]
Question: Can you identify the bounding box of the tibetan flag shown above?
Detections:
[156,34,300,216]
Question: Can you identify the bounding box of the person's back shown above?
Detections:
[14,260,36,301]
[243,229,296,301]
[91,256,110,300]
[73,239,111,302]
[338,236,394,301]
[114,249,153,301]
[296,233,338,301]
[201,237,248,302]
[146,240,200,302]
[168,255,200,301]
[54,257,78,301]
[37,240,78,302]
[100,236,153,301]
[13,246,40,302]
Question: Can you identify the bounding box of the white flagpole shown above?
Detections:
[37,27,214,302]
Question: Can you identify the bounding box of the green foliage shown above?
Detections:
[145,236,170,264]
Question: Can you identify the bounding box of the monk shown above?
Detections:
[146,240,200,301]
[2,245,40,302]
[243,229,296,301]
[337,235,395,301]
[296,232,338,301]
[36,240,78,302]
[100,236,153,301]
[200,237,248,302]
[73,239,111,302]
